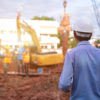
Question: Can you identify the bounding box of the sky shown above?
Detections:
[0,0,100,37]
[0,0,63,20]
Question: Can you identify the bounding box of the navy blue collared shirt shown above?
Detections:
[59,41,100,100]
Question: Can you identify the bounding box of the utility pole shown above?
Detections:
[58,0,72,56]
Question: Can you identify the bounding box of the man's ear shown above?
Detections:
[74,31,79,43]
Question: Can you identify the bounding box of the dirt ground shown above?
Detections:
[0,62,71,100]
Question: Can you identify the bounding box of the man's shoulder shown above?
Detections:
[92,46,100,52]
[67,45,100,55]
[64,47,77,61]
[67,46,78,55]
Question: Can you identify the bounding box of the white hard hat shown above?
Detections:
[72,17,93,33]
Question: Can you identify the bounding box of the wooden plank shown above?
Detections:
[5,72,50,76]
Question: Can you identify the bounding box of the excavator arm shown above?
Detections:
[16,16,41,53]
[16,16,21,41]
[16,16,63,66]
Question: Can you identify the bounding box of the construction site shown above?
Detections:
[0,15,69,100]
[0,62,71,100]
[0,0,100,100]
[0,0,71,100]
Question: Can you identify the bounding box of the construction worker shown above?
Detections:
[17,46,25,73]
[59,17,100,100]
[3,48,12,75]
[0,46,5,62]
[23,47,30,75]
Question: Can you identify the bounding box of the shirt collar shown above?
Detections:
[77,41,90,46]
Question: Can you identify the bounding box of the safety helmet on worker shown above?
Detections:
[72,17,93,33]
[72,17,93,41]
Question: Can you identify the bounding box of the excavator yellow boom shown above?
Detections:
[16,16,41,53]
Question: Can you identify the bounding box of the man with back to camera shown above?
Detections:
[59,17,100,100]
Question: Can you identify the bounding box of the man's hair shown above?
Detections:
[74,31,92,41]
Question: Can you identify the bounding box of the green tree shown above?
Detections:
[55,31,62,48]
[95,39,100,43]
[68,37,77,48]
[56,31,77,48]
[32,16,55,20]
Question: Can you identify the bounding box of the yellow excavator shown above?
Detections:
[16,15,63,67]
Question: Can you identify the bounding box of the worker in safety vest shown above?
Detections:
[23,47,30,75]
[59,17,100,100]
[17,46,25,73]
[3,48,12,75]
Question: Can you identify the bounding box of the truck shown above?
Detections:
[16,15,63,67]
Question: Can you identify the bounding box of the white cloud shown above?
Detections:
[0,0,100,36]
[0,0,63,19]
